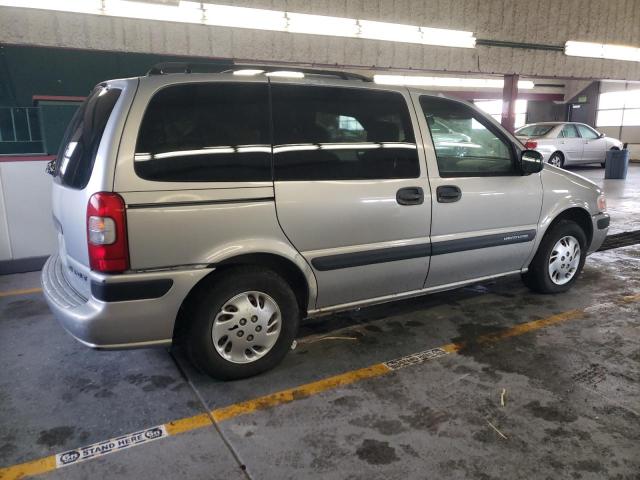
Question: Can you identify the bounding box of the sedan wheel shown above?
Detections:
[548,153,564,168]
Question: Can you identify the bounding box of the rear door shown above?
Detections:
[576,124,606,162]
[51,82,130,297]
[271,81,431,308]
[416,95,542,287]
[557,124,584,163]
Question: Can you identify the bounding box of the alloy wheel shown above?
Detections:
[548,235,581,285]
[211,291,282,364]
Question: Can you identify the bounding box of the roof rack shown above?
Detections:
[147,62,371,82]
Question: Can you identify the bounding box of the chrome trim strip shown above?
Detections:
[127,197,274,209]
[306,270,523,317]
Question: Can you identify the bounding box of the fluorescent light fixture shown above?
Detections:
[266,71,305,78]
[359,20,423,44]
[287,12,356,37]
[565,41,640,62]
[374,75,534,90]
[232,69,265,76]
[0,0,102,13]
[203,4,287,31]
[359,20,475,48]
[0,1,476,49]
[103,0,203,23]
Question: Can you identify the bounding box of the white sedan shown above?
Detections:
[515,122,623,168]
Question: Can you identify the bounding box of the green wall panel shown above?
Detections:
[0,44,214,154]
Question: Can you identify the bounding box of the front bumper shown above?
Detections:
[588,212,610,254]
[41,254,212,349]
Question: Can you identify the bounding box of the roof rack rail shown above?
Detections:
[147,62,371,82]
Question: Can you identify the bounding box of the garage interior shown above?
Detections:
[1,1,639,479]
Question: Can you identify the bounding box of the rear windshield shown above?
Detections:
[515,124,555,137]
[56,85,121,189]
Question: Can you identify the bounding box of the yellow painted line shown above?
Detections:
[2,295,638,480]
[164,413,212,436]
[212,363,390,422]
[0,288,42,298]
[0,457,56,480]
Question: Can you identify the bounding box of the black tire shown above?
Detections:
[186,267,299,380]
[522,219,587,294]
[548,152,564,168]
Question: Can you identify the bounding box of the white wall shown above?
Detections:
[0,173,12,261]
[0,161,57,262]
[598,81,640,159]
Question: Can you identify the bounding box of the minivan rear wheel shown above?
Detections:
[186,267,299,380]
[522,219,587,294]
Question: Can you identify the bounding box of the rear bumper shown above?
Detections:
[588,212,609,254]
[41,254,213,349]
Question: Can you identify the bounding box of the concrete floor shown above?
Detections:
[1,166,639,480]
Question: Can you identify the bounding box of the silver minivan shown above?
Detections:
[42,64,610,379]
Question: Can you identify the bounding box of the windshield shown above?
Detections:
[56,85,121,189]
[515,124,555,137]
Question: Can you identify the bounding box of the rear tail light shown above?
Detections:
[524,140,538,149]
[87,192,129,273]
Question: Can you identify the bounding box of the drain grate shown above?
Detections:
[598,230,640,251]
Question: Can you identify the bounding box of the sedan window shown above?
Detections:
[576,124,599,139]
[559,124,580,138]
[515,124,554,137]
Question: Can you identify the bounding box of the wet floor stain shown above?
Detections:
[399,406,450,433]
[2,298,49,319]
[355,439,399,465]
[525,400,578,423]
[36,426,75,448]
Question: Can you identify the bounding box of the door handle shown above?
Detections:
[396,187,424,206]
[437,185,462,203]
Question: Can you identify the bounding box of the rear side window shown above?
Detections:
[559,124,579,138]
[516,124,554,137]
[135,83,270,182]
[56,85,121,189]
[421,96,517,177]
[271,85,419,181]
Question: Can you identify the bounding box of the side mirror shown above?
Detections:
[521,149,543,174]
[599,132,605,138]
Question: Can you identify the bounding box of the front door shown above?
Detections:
[415,94,543,287]
[576,123,606,163]
[271,82,432,308]
[558,124,584,163]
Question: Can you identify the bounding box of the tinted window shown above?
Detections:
[135,83,270,182]
[576,124,599,139]
[421,96,516,177]
[515,124,555,137]
[271,85,419,181]
[559,124,579,138]
[56,85,121,189]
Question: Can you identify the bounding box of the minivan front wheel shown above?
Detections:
[522,219,587,294]
[186,267,299,380]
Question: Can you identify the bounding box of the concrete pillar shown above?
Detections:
[501,74,519,133]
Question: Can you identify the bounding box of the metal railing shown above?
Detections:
[0,107,42,143]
